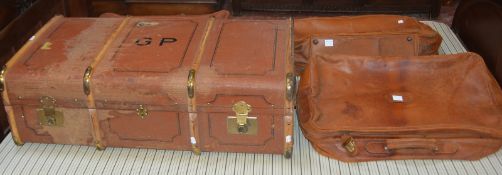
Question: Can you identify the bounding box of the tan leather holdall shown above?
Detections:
[294,15,442,72]
[0,11,295,157]
[297,52,502,162]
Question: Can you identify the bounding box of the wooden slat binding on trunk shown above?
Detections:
[186,16,216,155]
[0,15,65,146]
[84,17,131,150]
[283,17,295,158]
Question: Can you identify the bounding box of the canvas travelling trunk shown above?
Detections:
[294,15,442,72]
[0,10,296,157]
[297,52,502,162]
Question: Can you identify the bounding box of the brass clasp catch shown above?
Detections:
[227,101,257,135]
[37,96,64,126]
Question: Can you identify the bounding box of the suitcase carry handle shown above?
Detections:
[384,139,439,153]
[365,138,459,155]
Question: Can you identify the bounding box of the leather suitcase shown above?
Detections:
[294,15,442,72]
[0,11,296,157]
[297,52,502,162]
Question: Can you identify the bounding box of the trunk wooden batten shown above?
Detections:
[83,17,131,150]
[186,16,216,155]
[282,17,295,158]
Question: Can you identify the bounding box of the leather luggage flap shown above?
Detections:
[194,19,293,110]
[298,52,502,139]
[91,11,229,111]
[4,16,124,108]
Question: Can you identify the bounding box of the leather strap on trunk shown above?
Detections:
[186,16,216,155]
[84,17,131,150]
[0,16,65,146]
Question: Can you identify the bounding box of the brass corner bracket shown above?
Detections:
[0,65,6,92]
[286,72,296,101]
[83,66,93,95]
[187,69,196,98]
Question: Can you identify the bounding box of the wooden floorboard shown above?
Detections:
[0,21,499,175]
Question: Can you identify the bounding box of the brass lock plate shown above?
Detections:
[38,110,64,126]
[37,96,64,127]
[227,116,258,135]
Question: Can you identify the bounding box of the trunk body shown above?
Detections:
[1,11,295,156]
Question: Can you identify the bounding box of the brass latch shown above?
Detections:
[37,96,64,126]
[227,101,257,135]
[234,101,251,129]
[342,136,357,156]
[136,105,148,119]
